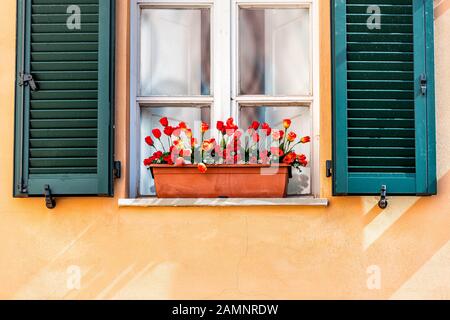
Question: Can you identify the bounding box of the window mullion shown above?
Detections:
[212,0,232,124]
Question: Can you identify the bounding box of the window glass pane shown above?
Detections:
[140,106,211,196]
[239,105,311,195]
[239,8,310,96]
[140,8,211,96]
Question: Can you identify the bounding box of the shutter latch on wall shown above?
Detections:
[378,185,388,209]
[420,73,427,96]
[326,160,333,178]
[44,185,56,210]
[113,161,122,179]
[19,73,37,91]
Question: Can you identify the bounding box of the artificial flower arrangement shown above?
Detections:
[143,117,311,174]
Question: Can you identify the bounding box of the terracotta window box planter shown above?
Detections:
[150,164,292,198]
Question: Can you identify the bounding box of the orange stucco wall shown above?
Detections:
[0,0,449,300]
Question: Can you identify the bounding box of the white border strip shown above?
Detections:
[119,197,329,207]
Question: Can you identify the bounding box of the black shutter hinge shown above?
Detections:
[19,73,38,91]
[326,160,333,178]
[378,185,388,209]
[113,161,122,179]
[19,179,28,194]
[420,73,427,96]
[44,185,56,209]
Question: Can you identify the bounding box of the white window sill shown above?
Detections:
[118,197,329,208]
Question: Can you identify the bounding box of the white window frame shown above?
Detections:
[129,0,320,198]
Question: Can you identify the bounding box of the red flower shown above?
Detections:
[201,122,210,133]
[163,155,174,165]
[283,152,297,165]
[178,122,187,130]
[301,136,311,144]
[145,136,154,146]
[225,118,238,134]
[250,121,260,131]
[152,128,162,139]
[159,117,169,127]
[226,117,235,127]
[297,154,308,167]
[261,123,271,136]
[164,126,174,136]
[216,121,225,133]
[283,119,292,129]
[154,151,163,159]
[287,132,297,143]
[198,163,207,174]
[279,130,285,140]
[143,158,153,166]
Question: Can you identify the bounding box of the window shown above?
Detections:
[130,0,320,198]
[332,0,437,195]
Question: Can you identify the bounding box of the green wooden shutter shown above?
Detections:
[332,0,437,195]
[14,0,115,197]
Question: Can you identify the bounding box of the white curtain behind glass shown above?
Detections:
[239,8,310,96]
[140,9,204,96]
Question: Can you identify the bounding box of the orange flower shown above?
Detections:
[173,139,184,150]
[287,132,297,142]
[201,122,210,133]
[178,122,188,130]
[301,136,311,144]
[198,163,207,174]
[283,119,292,129]
[202,139,215,152]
